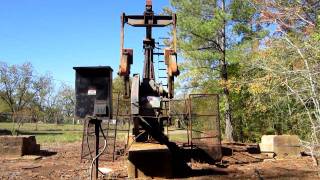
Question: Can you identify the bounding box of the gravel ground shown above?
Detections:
[0,142,319,179]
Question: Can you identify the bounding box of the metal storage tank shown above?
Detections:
[73,66,113,119]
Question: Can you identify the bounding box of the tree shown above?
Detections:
[0,62,51,132]
[56,83,75,124]
[209,0,320,161]
[29,74,54,129]
[0,98,9,113]
[169,0,263,141]
[246,0,320,164]
[249,31,320,164]
[112,76,132,118]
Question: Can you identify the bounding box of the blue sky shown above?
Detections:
[0,0,171,87]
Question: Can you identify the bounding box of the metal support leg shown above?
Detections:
[89,118,102,180]
[95,121,99,180]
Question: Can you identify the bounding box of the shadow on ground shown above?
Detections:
[16,130,63,135]
[0,129,12,135]
[38,150,57,157]
[190,168,229,177]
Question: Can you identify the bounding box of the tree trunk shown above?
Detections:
[223,80,234,142]
[11,112,16,135]
[221,0,234,142]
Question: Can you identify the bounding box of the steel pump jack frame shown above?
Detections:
[118,0,179,143]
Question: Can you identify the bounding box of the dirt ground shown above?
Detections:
[0,142,319,180]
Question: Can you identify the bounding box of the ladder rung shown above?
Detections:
[107,136,115,139]
[158,68,166,71]
[159,77,167,79]
[106,128,130,132]
[105,128,117,131]
[158,60,165,63]
[154,53,164,56]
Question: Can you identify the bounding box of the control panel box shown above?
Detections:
[73,66,113,119]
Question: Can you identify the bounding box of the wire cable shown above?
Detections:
[86,120,94,160]
[89,123,108,180]
[89,138,107,180]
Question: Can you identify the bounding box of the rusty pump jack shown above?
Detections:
[118,0,179,144]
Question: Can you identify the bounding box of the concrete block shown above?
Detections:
[0,136,24,156]
[127,143,173,179]
[259,135,277,153]
[259,135,301,158]
[273,135,301,158]
[0,135,40,156]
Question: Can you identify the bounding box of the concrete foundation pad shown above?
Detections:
[0,135,40,157]
[128,143,173,179]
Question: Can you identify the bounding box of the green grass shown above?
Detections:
[0,122,83,144]
[0,122,191,144]
[35,131,83,144]
[168,133,189,142]
[0,122,83,131]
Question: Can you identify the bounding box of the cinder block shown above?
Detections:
[259,135,301,158]
[127,143,173,179]
[23,136,40,154]
[0,136,24,156]
[259,135,277,153]
[273,135,301,158]
[0,136,40,156]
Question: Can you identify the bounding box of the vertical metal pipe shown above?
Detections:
[173,13,177,52]
[186,97,190,146]
[127,116,131,148]
[188,95,192,146]
[143,26,154,80]
[217,95,222,145]
[113,92,121,161]
[80,119,86,162]
[143,50,149,79]
[146,26,152,39]
[150,49,155,80]
[120,14,125,55]
[94,121,99,180]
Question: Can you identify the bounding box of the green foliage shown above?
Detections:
[229,26,320,142]
[170,0,225,87]
[170,0,267,141]
[170,0,320,143]
[0,99,9,113]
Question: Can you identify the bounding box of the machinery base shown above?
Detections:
[127,142,173,179]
